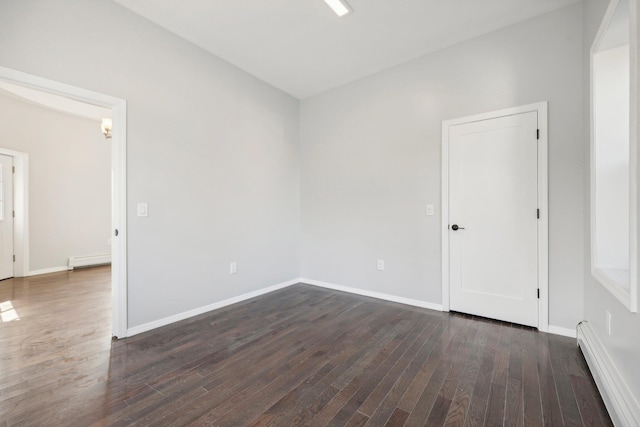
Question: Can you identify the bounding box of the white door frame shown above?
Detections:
[0,66,128,338]
[441,102,549,332]
[0,148,28,277]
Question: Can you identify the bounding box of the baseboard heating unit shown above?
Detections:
[67,254,111,269]
[577,321,640,426]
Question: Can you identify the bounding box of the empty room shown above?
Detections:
[0,0,638,425]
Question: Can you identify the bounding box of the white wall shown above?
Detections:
[0,0,300,328]
[0,92,111,273]
[300,4,585,329]
[584,0,640,410]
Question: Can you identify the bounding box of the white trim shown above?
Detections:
[441,102,549,332]
[630,0,638,312]
[111,98,128,339]
[590,0,638,313]
[577,321,640,426]
[546,325,577,338]
[537,103,549,332]
[126,278,301,337]
[441,122,450,312]
[28,266,69,276]
[302,278,444,311]
[0,148,29,277]
[0,66,129,338]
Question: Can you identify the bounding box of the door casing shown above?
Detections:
[0,148,27,278]
[0,153,14,280]
[441,102,549,332]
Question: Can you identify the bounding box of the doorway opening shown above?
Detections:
[0,66,127,338]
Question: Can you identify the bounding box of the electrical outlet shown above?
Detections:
[377,260,384,271]
[606,311,612,335]
[230,262,237,274]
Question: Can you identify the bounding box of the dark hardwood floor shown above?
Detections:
[0,267,611,426]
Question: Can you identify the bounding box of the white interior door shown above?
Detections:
[0,154,14,280]
[448,111,539,327]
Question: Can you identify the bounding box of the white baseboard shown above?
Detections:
[301,278,443,312]
[546,325,577,338]
[28,266,70,276]
[577,321,640,426]
[126,278,301,337]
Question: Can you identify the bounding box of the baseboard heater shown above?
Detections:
[67,254,111,269]
[577,321,640,426]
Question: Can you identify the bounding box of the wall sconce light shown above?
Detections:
[101,118,112,139]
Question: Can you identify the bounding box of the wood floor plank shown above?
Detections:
[522,328,544,426]
[443,320,492,426]
[305,318,417,426]
[0,267,612,426]
[358,317,436,417]
[548,336,583,427]
[365,320,444,425]
[504,328,525,427]
[384,408,410,427]
[396,314,468,415]
[263,309,408,426]
[328,318,428,425]
[344,411,369,427]
[564,348,613,426]
[185,303,399,425]
[537,332,565,426]
[569,375,614,427]
[462,319,502,427]
[404,317,478,426]
[161,305,378,425]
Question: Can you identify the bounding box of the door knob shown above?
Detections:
[451,224,465,231]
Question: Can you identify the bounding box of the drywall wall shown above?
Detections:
[0,0,300,327]
[300,4,585,329]
[583,0,640,410]
[0,91,111,272]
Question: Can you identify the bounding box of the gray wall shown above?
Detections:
[0,92,111,272]
[0,0,300,327]
[583,0,640,405]
[300,4,585,329]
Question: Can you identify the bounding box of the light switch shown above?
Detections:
[426,204,434,216]
[137,203,148,217]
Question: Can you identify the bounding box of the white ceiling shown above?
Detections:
[113,0,581,99]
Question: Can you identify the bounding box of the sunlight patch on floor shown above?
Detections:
[0,300,20,322]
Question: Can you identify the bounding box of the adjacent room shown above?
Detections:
[0,0,638,425]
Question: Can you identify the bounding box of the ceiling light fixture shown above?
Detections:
[323,0,351,17]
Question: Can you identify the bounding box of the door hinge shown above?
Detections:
[12,166,15,173]
[537,288,540,299]
[13,255,15,262]
[536,129,540,140]
[12,210,14,218]
[537,209,540,219]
